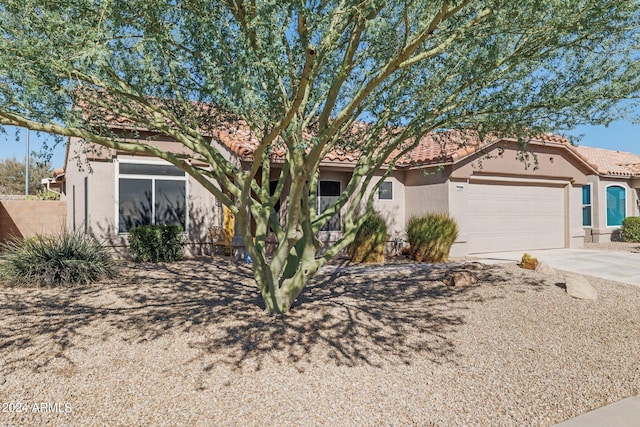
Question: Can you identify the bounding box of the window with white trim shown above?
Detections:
[318,180,341,231]
[117,161,187,233]
[378,180,393,200]
[582,184,592,227]
[606,185,626,227]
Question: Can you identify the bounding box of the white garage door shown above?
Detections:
[465,182,566,254]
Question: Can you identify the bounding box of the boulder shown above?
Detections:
[535,261,556,276]
[565,275,597,300]
[444,271,478,287]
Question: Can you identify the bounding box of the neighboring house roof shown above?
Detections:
[573,146,640,177]
[53,167,65,179]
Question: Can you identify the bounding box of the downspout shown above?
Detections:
[40,178,62,196]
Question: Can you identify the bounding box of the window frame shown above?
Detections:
[115,158,189,234]
[377,180,394,201]
[317,179,342,232]
[605,184,626,228]
[582,184,592,228]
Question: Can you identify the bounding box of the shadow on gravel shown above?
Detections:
[0,259,536,373]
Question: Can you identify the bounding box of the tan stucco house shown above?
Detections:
[394,135,598,256]
[56,125,635,257]
[573,146,640,243]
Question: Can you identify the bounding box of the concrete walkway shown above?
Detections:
[553,395,640,426]
[474,248,640,287]
[476,248,640,425]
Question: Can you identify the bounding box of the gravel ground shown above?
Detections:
[1,259,639,426]
[584,241,640,252]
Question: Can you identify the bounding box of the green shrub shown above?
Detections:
[0,231,117,287]
[128,224,185,262]
[621,217,640,242]
[348,211,388,263]
[406,213,458,263]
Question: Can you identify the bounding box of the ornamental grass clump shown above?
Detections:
[348,212,388,263]
[406,214,459,263]
[128,224,185,262]
[0,231,117,287]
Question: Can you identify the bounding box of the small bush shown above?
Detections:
[0,231,117,287]
[348,212,388,263]
[519,253,538,270]
[128,224,185,262]
[406,214,458,263]
[621,217,640,242]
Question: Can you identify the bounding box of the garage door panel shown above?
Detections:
[466,183,565,253]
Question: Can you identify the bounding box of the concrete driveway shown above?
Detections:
[473,248,640,287]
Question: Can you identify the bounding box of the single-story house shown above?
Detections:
[56,123,637,257]
[573,146,640,243]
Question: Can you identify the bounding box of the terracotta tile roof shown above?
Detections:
[215,125,259,158]
[395,132,570,166]
[395,130,486,165]
[215,125,466,165]
[75,94,573,168]
[52,167,65,179]
[573,146,640,176]
[214,124,571,167]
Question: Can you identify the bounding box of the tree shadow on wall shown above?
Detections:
[118,189,186,233]
[0,260,526,376]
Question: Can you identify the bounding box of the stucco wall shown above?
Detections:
[64,138,223,256]
[451,142,591,185]
[404,168,450,222]
[584,176,639,243]
[65,138,106,236]
[447,180,470,256]
[567,184,586,248]
[370,170,406,239]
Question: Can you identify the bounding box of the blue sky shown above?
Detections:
[1,119,639,168]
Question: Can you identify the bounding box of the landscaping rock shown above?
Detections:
[444,271,478,287]
[535,261,556,276]
[464,262,485,271]
[565,275,597,300]
[520,253,539,270]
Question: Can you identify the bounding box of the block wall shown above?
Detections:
[0,200,67,244]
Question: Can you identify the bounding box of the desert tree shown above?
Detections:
[0,157,52,195]
[0,1,639,313]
